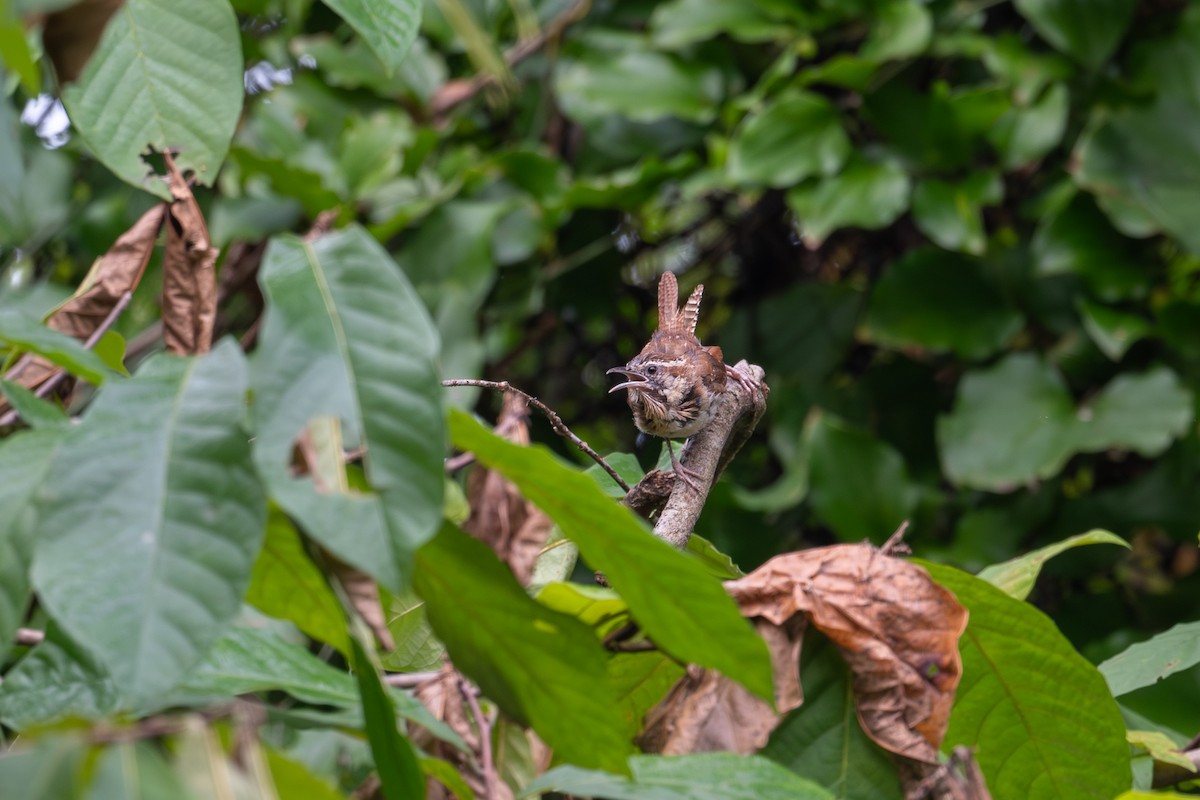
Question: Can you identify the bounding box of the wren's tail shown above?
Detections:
[656,272,704,337]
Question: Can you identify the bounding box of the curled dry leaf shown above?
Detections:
[462,392,555,584]
[639,617,806,755]
[413,664,551,800]
[0,203,163,415]
[727,544,968,763]
[162,151,218,355]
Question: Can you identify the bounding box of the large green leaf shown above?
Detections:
[937,354,1077,491]
[30,341,266,703]
[1074,8,1200,252]
[727,91,851,187]
[60,0,243,198]
[415,524,633,774]
[0,310,113,385]
[924,564,1131,799]
[786,157,910,247]
[1032,192,1147,301]
[0,379,70,428]
[0,736,88,800]
[1099,621,1200,697]
[977,529,1129,601]
[350,634,425,800]
[806,414,917,542]
[449,410,774,701]
[522,754,834,800]
[1013,0,1135,68]
[245,508,351,655]
[322,0,421,75]
[762,634,903,800]
[0,429,64,664]
[253,225,443,591]
[649,0,793,48]
[86,742,188,800]
[866,249,1022,360]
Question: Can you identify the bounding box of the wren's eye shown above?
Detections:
[646,365,658,376]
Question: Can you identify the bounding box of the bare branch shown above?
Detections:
[458,678,497,800]
[442,378,630,492]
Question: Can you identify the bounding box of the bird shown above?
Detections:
[607,272,744,493]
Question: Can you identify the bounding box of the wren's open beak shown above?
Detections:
[606,366,647,394]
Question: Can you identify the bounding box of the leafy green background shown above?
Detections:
[3,0,1200,796]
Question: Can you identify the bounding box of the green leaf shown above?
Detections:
[175,624,359,708]
[807,414,917,541]
[266,748,348,800]
[0,11,40,95]
[246,508,351,655]
[31,341,267,704]
[449,409,774,701]
[1074,8,1200,252]
[1126,730,1198,775]
[253,225,443,591]
[865,249,1022,360]
[786,157,910,247]
[1077,298,1151,360]
[415,524,633,773]
[937,353,1076,491]
[0,624,119,729]
[0,310,113,385]
[989,82,1069,169]
[522,754,834,800]
[350,634,425,800]
[727,91,851,187]
[977,529,1129,600]
[924,563,1131,799]
[1013,0,1135,68]
[911,172,1003,256]
[0,736,88,800]
[649,0,793,48]
[685,534,744,579]
[762,634,903,800]
[86,742,188,800]
[584,452,645,498]
[556,34,724,124]
[1099,621,1200,697]
[381,588,444,673]
[60,0,243,198]
[1032,192,1147,301]
[322,0,421,75]
[1074,367,1194,457]
[0,429,64,664]
[608,652,686,733]
[860,0,931,62]
[536,582,630,635]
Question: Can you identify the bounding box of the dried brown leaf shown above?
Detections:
[727,544,968,763]
[0,203,162,413]
[638,616,806,755]
[462,393,554,583]
[162,152,217,355]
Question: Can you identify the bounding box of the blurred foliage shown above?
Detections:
[3,0,1200,795]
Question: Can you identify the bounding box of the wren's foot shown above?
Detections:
[728,364,759,398]
[666,439,706,494]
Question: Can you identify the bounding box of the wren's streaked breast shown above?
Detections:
[607,272,728,489]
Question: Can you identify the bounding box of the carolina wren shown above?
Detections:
[608,272,733,492]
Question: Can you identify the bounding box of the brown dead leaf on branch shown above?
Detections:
[162,152,218,355]
[0,204,163,417]
[639,542,979,797]
[462,392,555,584]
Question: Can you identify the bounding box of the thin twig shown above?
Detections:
[431,0,591,119]
[383,671,442,688]
[0,291,133,428]
[442,378,630,492]
[880,520,911,556]
[458,678,497,800]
